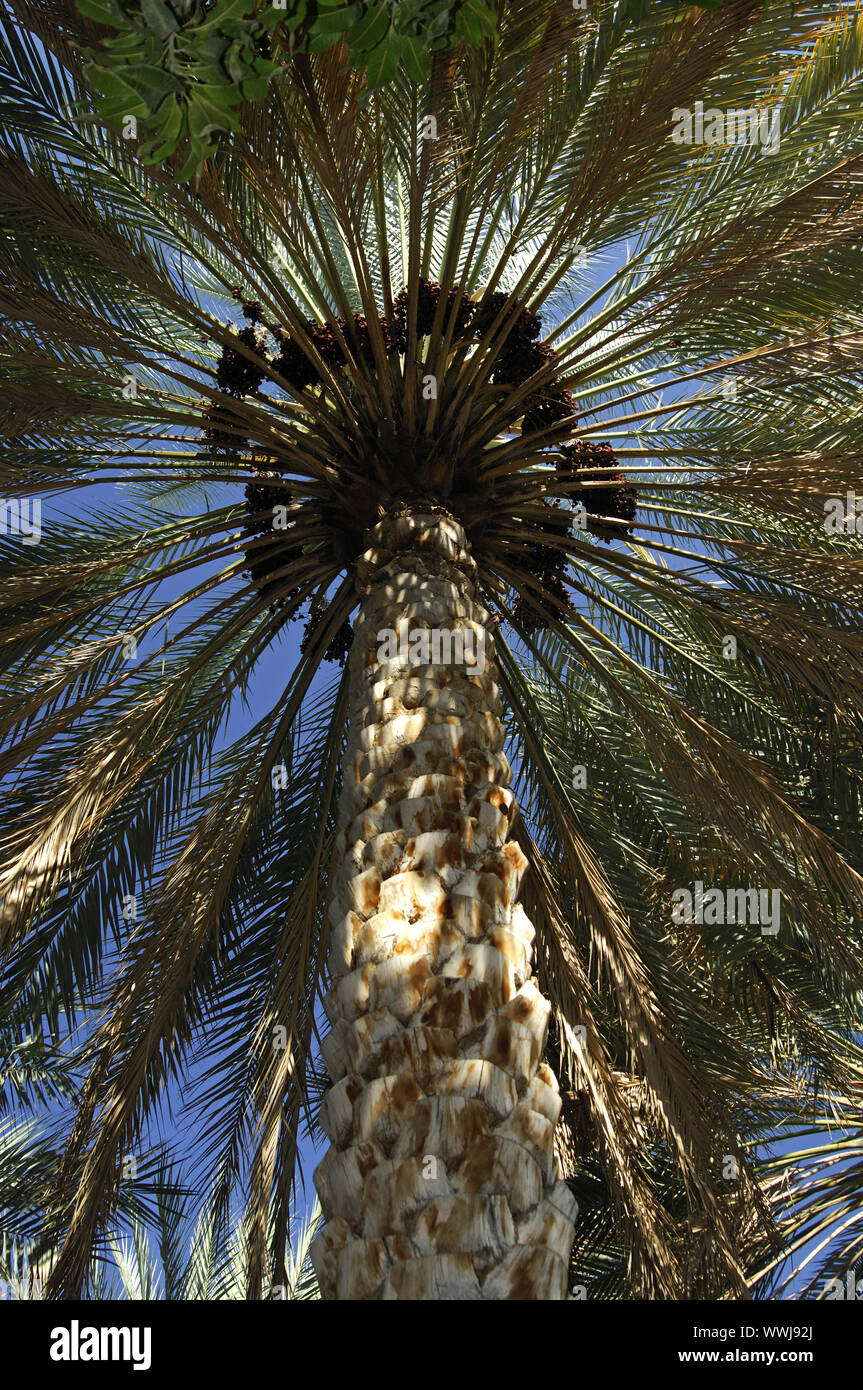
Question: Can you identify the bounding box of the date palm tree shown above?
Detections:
[2,1146,322,1299]
[1,0,862,1300]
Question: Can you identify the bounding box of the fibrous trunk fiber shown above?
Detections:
[310,507,577,1299]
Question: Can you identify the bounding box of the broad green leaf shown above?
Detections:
[101,31,151,55]
[346,1,390,56]
[76,0,133,27]
[174,133,207,180]
[240,74,270,102]
[139,0,179,39]
[360,28,402,91]
[193,0,254,36]
[400,34,430,85]
[250,56,281,78]
[139,94,186,162]
[188,89,241,140]
[224,38,254,84]
[88,63,152,107]
[309,5,361,38]
[453,0,496,46]
[123,62,185,102]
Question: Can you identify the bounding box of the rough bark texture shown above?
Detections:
[310,507,577,1299]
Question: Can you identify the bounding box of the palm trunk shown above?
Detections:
[310,506,577,1299]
